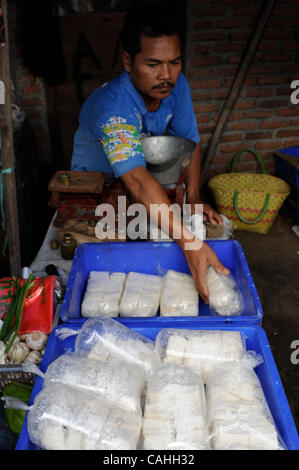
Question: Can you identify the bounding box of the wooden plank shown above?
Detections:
[0,0,22,277]
[201,0,277,182]
[48,170,106,193]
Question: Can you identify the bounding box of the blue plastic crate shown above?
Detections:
[60,241,263,324]
[274,146,299,188]
[16,322,299,451]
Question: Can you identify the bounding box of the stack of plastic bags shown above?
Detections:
[142,363,209,450]
[8,320,286,451]
[206,362,282,450]
[81,271,126,318]
[160,270,199,317]
[119,272,162,317]
[155,328,245,383]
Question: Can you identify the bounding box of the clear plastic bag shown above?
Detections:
[206,362,287,450]
[207,266,244,316]
[27,383,142,450]
[26,353,145,413]
[142,363,209,450]
[160,270,199,317]
[57,317,157,374]
[119,272,162,317]
[155,328,246,383]
[81,271,127,318]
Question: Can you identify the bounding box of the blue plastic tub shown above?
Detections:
[274,146,299,187]
[60,241,263,324]
[16,321,299,450]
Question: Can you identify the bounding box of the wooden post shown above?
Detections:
[0,0,22,276]
[201,0,276,182]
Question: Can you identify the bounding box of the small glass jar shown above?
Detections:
[61,233,77,260]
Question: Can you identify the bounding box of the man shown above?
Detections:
[71,3,229,302]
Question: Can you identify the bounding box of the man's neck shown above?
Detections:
[140,92,161,113]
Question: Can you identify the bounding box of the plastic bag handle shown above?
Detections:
[231,148,266,174]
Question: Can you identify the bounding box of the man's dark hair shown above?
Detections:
[122,1,184,62]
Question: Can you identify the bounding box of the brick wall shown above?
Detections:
[185,0,299,180]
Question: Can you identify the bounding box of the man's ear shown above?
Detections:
[122,50,132,73]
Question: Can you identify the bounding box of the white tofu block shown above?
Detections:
[81,271,126,318]
[119,272,162,317]
[164,335,188,365]
[160,270,199,317]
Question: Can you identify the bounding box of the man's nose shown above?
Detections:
[158,63,171,81]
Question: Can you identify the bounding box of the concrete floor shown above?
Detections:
[234,210,299,434]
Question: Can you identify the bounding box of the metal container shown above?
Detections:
[141,136,196,185]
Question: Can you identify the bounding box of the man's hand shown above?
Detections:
[188,199,223,225]
[184,242,229,304]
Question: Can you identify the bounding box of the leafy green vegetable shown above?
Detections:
[2,381,33,436]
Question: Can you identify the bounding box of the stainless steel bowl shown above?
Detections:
[141,136,196,185]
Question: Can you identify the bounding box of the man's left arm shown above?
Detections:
[185,142,223,225]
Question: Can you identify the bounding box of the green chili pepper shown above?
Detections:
[2,381,33,436]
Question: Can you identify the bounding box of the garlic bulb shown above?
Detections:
[8,342,29,363]
[26,350,42,364]
[24,332,48,351]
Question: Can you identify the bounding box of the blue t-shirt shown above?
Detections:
[71,71,200,178]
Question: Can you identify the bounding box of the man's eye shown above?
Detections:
[147,63,158,68]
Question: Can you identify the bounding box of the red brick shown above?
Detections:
[245,131,273,140]
[216,19,251,29]
[200,134,211,144]
[255,140,284,151]
[259,40,280,52]
[216,65,239,76]
[194,20,213,29]
[234,100,255,110]
[273,5,299,16]
[192,44,209,54]
[245,110,272,119]
[195,103,219,113]
[283,139,299,147]
[220,143,245,154]
[227,55,243,64]
[230,112,243,121]
[246,88,273,98]
[222,133,244,142]
[257,76,289,86]
[197,125,215,134]
[213,43,245,53]
[192,91,211,101]
[276,87,292,96]
[191,56,222,67]
[235,7,260,16]
[197,115,209,123]
[190,79,222,89]
[188,68,211,79]
[214,89,229,99]
[259,120,288,130]
[263,30,293,40]
[275,108,299,117]
[283,41,299,51]
[290,119,299,127]
[194,5,226,16]
[228,121,257,131]
[230,31,250,41]
[260,99,289,109]
[277,129,299,138]
[262,53,292,63]
[248,64,278,74]
[193,31,225,41]
[21,97,43,107]
[22,84,40,95]
[280,64,299,74]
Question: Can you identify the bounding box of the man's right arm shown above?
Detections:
[120,166,229,303]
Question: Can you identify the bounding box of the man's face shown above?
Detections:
[123,33,182,103]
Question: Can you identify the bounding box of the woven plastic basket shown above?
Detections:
[208,148,290,234]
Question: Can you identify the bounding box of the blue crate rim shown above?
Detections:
[16,321,299,451]
[60,240,263,323]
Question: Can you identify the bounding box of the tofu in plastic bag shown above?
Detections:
[73,317,157,374]
[81,271,126,318]
[160,270,199,317]
[42,353,145,413]
[206,266,244,316]
[27,383,142,450]
[206,362,286,450]
[155,328,246,383]
[119,272,162,317]
[142,363,209,450]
